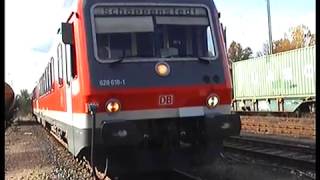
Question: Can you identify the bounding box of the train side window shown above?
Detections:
[42,71,46,94]
[45,66,49,92]
[42,77,44,95]
[41,76,44,95]
[45,69,47,93]
[57,45,60,84]
[42,76,45,94]
[66,23,78,79]
[61,44,66,84]
[46,67,50,92]
[50,57,55,88]
[62,22,77,79]
[47,65,49,91]
[43,72,45,93]
[46,64,50,91]
[40,77,42,95]
[49,63,52,90]
[71,41,77,79]
[57,43,64,86]
[64,45,70,84]
[47,66,50,91]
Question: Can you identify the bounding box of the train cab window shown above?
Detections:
[92,7,217,62]
[136,32,155,57]
[97,33,132,59]
[95,16,154,60]
[156,16,215,58]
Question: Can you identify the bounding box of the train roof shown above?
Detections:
[82,0,218,10]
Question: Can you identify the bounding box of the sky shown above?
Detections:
[214,0,315,52]
[5,0,315,93]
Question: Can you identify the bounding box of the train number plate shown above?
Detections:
[159,95,174,105]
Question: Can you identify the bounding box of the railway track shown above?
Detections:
[78,154,203,180]
[107,169,202,180]
[44,121,202,180]
[234,111,316,118]
[223,135,316,171]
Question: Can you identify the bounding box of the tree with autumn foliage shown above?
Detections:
[16,89,32,116]
[227,41,253,62]
[257,25,315,55]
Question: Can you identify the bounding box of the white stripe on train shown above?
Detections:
[35,105,231,129]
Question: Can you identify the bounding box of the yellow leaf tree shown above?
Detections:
[272,24,315,53]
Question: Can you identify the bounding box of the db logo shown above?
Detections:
[159,95,174,105]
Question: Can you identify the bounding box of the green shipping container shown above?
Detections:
[232,46,315,112]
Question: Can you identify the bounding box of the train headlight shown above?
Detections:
[105,99,121,113]
[155,62,170,77]
[206,94,219,108]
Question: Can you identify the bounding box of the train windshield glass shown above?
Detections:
[92,6,216,62]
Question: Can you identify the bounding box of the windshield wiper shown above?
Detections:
[109,56,140,64]
[109,57,125,64]
[197,57,213,63]
[109,56,213,64]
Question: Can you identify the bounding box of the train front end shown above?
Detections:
[77,0,240,174]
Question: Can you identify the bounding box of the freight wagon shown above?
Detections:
[231,46,315,115]
[5,82,16,128]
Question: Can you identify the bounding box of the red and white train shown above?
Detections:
[32,0,240,175]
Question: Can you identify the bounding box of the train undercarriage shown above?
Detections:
[34,112,240,176]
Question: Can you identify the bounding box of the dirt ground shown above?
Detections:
[5,116,92,180]
[5,116,55,179]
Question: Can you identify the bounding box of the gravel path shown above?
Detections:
[5,117,93,180]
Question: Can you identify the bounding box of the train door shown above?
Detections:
[64,44,73,120]
[61,21,79,154]
[63,43,74,151]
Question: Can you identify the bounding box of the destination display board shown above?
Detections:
[93,6,207,17]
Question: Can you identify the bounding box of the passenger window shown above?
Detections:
[49,63,52,90]
[64,45,70,85]
[47,66,49,91]
[71,43,77,78]
[57,44,64,85]
[44,69,47,93]
[48,66,51,90]
[50,57,55,87]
